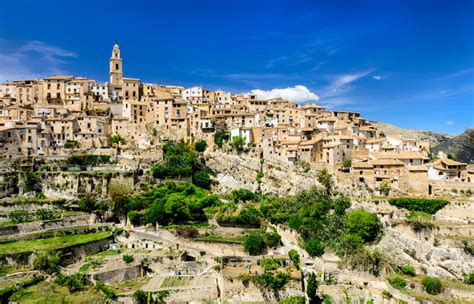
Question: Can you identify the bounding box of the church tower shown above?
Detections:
[109,43,123,85]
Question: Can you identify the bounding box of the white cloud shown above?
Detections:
[331,69,374,87]
[446,121,454,126]
[372,75,384,80]
[249,85,319,103]
[0,39,77,82]
[320,69,374,98]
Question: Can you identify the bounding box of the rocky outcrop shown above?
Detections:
[432,128,474,164]
[206,150,320,196]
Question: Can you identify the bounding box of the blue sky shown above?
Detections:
[0,0,473,134]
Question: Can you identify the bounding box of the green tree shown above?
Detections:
[379,180,390,196]
[304,239,325,257]
[317,169,333,196]
[306,272,319,304]
[128,211,141,226]
[231,136,246,152]
[342,158,352,170]
[288,249,300,269]
[109,181,134,217]
[214,131,230,148]
[133,290,149,304]
[193,170,212,189]
[111,134,126,147]
[244,234,266,255]
[346,209,382,243]
[194,139,208,152]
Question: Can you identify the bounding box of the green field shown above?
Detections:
[0,231,112,254]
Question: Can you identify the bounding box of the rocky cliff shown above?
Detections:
[432,128,474,164]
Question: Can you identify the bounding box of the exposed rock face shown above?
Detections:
[378,224,473,279]
[205,150,320,195]
[432,128,474,164]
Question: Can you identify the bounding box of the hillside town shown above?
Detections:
[1,44,472,197]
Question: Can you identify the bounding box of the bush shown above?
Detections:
[244,234,266,255]
[123,255,134,264]
[194,140,207,152]
[56,272,89,292]
[232,188,256,202]
[35,208,59,221]
[288,249,300,268]
[304,239,325,257]
[231,136,246,152]
[176,227,199,238]
[133,290,149,304]
[96,280,116,299]
[263,232,280,248]
[406,211,434,231]
[464,272,474,285]
[78,195,96,212]
[193,170,212,189]
[128,211,141,226]
[34,251,61,274]
[421,276,443,295]
[389,198,448,214]
[346,209,381,243]
[9,210,33,223]
[279,296,305,304]
[399,264,416,277]
[214,131,230,148]
[306,272,319,303]
[66,154,111,167]
[388,276,407,290]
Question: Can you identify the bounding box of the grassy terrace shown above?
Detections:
[195,234,245,244]
[0,231,112,254]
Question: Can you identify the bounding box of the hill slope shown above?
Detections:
[371,122,453,146]
[432,128,474,164]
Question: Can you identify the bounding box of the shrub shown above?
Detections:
[244,234,266,255]
[56,272,89,292]
[279,296,305,304]
[399,264,416,277]
[388,276,407,290]
[123,255,134,264]
[462,240,474,256]
[304,239,325,257]
[317,169,333,195]
[421,276,443,295]
[193,170,212,189]
[22,170,39,192]
[214,131,230,148]
[34,251,61,274]
[78,195,96,212]
[306,272,319,303]
[406,211,434,231]
[263,232,281,248]
[66,154,111,167]
[464,272,474,285]
[194,140,207,152]
[288,249,300,268]
[9,210,33,223]
[128,211,141,226]
[65,140,78,148]
[261,257,284,271]
[35,208,59,221]
[389,198,448,214]
[232,188,255,202]
[231,136,246,152]
[133,290,149,304]
[346,209,382,243]
[176,227,199,238]
[111,134,126,147]
[96,280,116,299]
[379,180,390,196]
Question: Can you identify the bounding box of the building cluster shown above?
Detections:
[1,44,472,194]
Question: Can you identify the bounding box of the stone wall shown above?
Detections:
[39,171,134,199]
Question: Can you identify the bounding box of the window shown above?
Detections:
[116,63,119,70]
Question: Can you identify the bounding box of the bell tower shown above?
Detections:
[109,43,123,85]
